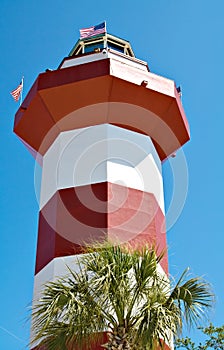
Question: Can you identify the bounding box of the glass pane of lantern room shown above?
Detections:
[85,42,104,53]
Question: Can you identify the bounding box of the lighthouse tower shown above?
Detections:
[14,31,190,348]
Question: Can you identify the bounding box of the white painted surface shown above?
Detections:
[60,49,148,72]
[40,124,164,212]
[33,255,83,302]
[61,51,108,68]
[110,58,175,97]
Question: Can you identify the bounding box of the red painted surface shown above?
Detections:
[32,332,108,350]
[32,333,172,350]
[35,182,168,274]
[14,58,189,161]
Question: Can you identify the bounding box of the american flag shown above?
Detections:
[10,79,23,102]
[80,22,106,39]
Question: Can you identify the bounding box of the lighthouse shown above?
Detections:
[13,30,190,348]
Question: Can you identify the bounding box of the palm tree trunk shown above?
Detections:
[102,327,131,350]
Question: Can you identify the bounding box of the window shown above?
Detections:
[108,41,124,54]
[84,42,104,53]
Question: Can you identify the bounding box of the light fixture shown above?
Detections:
[141,80,148,87]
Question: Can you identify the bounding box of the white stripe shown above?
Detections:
[39,124,164,212]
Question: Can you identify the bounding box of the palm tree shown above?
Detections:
[31,244,213,350]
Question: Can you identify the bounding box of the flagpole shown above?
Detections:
[20,76,24,106]
[104,20,107,33]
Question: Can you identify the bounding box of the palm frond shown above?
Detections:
[31,273,106,349]
[31,244,213,350]
[168,269,213,330]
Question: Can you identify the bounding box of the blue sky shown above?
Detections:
[0,1,223,349]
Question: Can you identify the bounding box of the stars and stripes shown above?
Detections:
[10,78,23,102]
[80,22,106,39]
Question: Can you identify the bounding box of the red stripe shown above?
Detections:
[35,182,168,274]
[80,27,105,38]
[10,84,22,101]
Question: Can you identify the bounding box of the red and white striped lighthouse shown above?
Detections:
[13,31,190,348]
